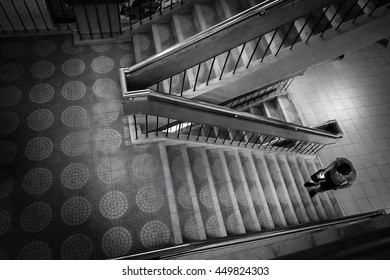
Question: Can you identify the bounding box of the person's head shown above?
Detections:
[336,162,351,175]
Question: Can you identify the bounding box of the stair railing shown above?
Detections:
[122,89,343,155]
[122,0,389,94]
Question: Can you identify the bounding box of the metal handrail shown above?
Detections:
[123,89,342,140]
[124,0,290,74]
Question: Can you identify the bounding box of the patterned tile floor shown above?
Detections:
[290,43,390,216]
[0,35,176,259]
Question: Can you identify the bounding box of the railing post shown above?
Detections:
[133,115,138,139]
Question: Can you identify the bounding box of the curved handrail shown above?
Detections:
[123,0,291,74]
[123,89,343,139]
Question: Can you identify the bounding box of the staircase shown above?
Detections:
[123,0,390,102]
[123,91,345,255]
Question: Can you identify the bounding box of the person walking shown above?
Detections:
[304,157,356,198]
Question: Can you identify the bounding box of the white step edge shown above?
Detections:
[305,158,338,219]
[295,156,329,220]
[252,152,288,227]
[230,150,262,231]
[286,155,320,222]
[132,33,144,63]
[264,153,300,225]
[240,150,275,229]
[276,154,311,223]
[159,142,183,244]
[199,147,228,237]
[179,145,207,240]
[215,148,246,234]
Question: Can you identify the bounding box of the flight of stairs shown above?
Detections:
[125,0,390,96]
[125,92,344,250]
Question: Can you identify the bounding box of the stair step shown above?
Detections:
[206,148,246,236]
[264,154,300,226]
[166,144,207,241]
[305,158,338,220]
[286,156,321,222]
[277,95,303,125]
[187,146,228,238]
[152,23,177,53]
[251,152,287,228]
[224,150,261,232]
[262,99,286,121]
[276,155,311,224]
[159,142,183,244]
[132,32,156,63]
[295,157,329,220]
[238,151,275,230]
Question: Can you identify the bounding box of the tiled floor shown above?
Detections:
[290,43,390,216]
[0,35,177,259]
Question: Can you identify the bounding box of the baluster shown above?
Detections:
[222,129,231,144]
[230,131,239,144]
[353,0,370,23]
[193,63,201,91]
[83,5,93,39]
[276,22,295,55]
[247,35,262,68]
[177,122,182,138]
[128,0,132,29]
[245,133,255,147]
[180,70,186,97]
[290,14,312,50]
[196,124,204,141]
[219,50,231,80]
[106,4,113,38]
[252,134,261,148]
[171,0,173,10]
[187,122,193,139]
[166,119,170,136]
[238,132,247,146]
[95,5,103,38]
[139,0,142,25]
[321,0,348,36]
[160,0,162,15]
[261,29,278,62]
[11,0,27,32]
[369,0,385,16]
[214,128,222,143]
[133,115,138,139]
[336,1,359,30]
[206,57,216,85]
[145,115,148,138]
[291,141,303,153]
[156,116,159,136]
[23,0,38,32]
[169,76,173,94]
[270,137,281,150]
[149,0,152,19]
[233,43,247,74]
[264,136,274,150]
[36,0,49,31]
[206,126,213,142]
[306,5,330,43]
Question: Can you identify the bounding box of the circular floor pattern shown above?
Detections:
[31,61,55,79]
[211,159,226,181]
[32,40,57,57]
[62,38,84,55]
[137,35,151,51]
[96,158,126,185]
[18,241,52,260]
[61,163,90,189]
[61,234,93,260]
[25,137,53,161]
[61,81,86,101]
[0,63,24,81]
[131,154,158,179]
[61,133,89,157]
[101,227,132,258]
[0,141,17,165]
[92,107,120,125]
[61,196,91,226]
[99,191,128,219]
[205,215,223,238]
[91,44,112,53]
[226,214,241,235]
[91,56,114,74]
[177,187,193,210]
[92,78,117,99]
[0,112,20,135]
[276,187,289,205]
[62,58,85,77]
[1,41,26,59]
[20,202,52,233]
[218,185,233,208]
[140,220,170,250]
[250,187,262,206]
[136,186,164,213]
[94,128,122,153]
[0,173,13,199]
[23,167,52,195]
[263,188,277,205]
[29,83,55,104]
[235,185,249,207]
[199,186,214,209]
[184,217,200,241]
[61,105,89,128]
[228,160,241,180]
[27,109,54,131]
[243,162,257,181]
[119,54,131,68]
[0,209,11,236]
[0,86,22,107]
[242,213,258,232]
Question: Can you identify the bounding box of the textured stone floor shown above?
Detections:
[0,34,177,259]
